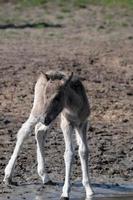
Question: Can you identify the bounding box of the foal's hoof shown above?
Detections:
[44,180,56,186]
[60,197,69,200]
[3,178,18,186]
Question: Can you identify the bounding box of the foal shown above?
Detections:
[4,71,93,199]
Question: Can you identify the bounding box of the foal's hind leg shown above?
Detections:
[75,121,93,199]
[60,115,74,199]
[4,114,38,185]
[35,122,51,184]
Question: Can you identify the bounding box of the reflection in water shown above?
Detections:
[35,192,133,200]
[1,181,133,200]
[35,194,133,200]
[34,183,133,200]
[35,185,86,200]
[35,196,42,200]
[35,195,93,200]
[86,197,93,200]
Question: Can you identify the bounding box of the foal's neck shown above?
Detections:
[64,86,82,112]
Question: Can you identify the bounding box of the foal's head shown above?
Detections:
[43,72,73,126]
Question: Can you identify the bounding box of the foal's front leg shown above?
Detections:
[75,121,93,199]
[35,122,50,184]
[60,115,74,200]
[4,114,38,185]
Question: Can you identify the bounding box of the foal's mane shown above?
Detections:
[45,70,67,81]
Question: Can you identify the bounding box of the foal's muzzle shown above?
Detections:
[44,117,51,126]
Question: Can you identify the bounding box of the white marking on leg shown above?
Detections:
[35,122,50,184]
[75,121,93,198]
[60,115,74,198]
[4,115,38,184]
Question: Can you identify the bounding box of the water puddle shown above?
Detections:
[1,182,133,200]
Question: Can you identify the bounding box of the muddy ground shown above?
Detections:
[0,2,133,199]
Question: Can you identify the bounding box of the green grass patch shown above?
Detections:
[19,0,48,7]
[91,0,133,7]
[56,14,64,19]
[0,0,132,10]
[74,0,91,8]
[34,23,45,28]
[17,0,133,8]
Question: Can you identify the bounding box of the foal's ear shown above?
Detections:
[39,72,50,81]
[63,72,73,88]
[45,73,50,81]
